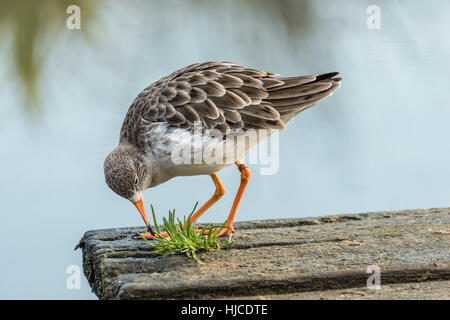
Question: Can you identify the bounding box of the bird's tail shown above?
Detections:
[265,72,341,123]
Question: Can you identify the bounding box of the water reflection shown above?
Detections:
[0,0,449,299]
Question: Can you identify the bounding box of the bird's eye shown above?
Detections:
[134,177,139,185]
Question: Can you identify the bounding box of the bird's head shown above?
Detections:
[104,144,155,235]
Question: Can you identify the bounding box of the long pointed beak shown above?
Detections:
[133,198,155,235]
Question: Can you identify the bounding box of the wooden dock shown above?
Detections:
[77,207,450,299]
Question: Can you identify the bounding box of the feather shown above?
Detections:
[269,76,316,90]
[161,86,177,100]
[267,82,332,100]
[214,122,231,134]
[218,74,244,88]
[197,81,226,96]
[265,84,338,106]
[187,74,209,86]
[226,119,245,129]
[191,98,220,120]
[164,103,176,118]
[166,111,186,125]
[239,104,279,121]
[210,90,247,109]
[229,89,252,105]
[238,86,269,99]
[202,70,221,80]
[175,81,191,91]
[228,73,264,88]
[170,89,191,106]
[177,105,200,123]
[121,62,340,144]
[240,113,285,130]
[189,87,207,103]
[222,108,242,123]
[261,77,284,89]
[275,99,322,115]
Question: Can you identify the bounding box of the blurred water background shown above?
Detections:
[0,0,449,299]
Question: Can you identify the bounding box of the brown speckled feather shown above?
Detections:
[120,62,341,146]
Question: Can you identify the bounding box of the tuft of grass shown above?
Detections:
[141,202,232,264]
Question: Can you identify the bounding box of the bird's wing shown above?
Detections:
[120,62,341,142]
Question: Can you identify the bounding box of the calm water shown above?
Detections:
[1,0,449,299]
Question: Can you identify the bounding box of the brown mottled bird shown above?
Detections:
[104,61,341,239]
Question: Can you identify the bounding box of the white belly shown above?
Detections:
[145,124,274,186]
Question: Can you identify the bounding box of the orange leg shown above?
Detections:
[214,161,251,237]
[189,173,226,224]
[140,173,225,239]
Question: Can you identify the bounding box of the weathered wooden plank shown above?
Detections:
[77,208,450,299]
[230,281,450,300]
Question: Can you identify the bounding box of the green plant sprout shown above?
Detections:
[141,202,232,264]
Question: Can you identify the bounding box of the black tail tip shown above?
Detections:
[316,72,340,81]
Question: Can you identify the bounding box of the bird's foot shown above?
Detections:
[140,228,210,240]
[204,224,235,237]
[140,231,170,240]
[140,225,234,240]
[218,224,235,236]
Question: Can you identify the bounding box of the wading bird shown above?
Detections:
[104,62,341,239]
